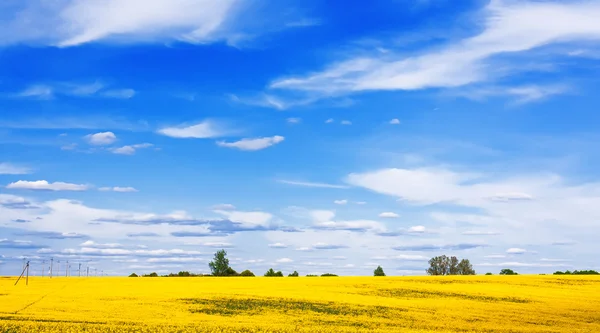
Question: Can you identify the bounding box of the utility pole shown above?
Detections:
[42,260,46,277]
[78,263,81,277]
[86,266,89,277]
[94,268,97,277]
[50,258,53,278]
[57,260,60,276]
[15,261,30,286]
[65,260,69,277]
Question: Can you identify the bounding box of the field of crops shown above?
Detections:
[1,275,599,332]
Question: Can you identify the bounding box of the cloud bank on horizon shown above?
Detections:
[1,0,599,276]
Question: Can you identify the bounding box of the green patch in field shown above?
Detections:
[181,297,402,318]
[365,288,530,303]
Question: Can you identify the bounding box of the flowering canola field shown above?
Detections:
[1,275,599,332]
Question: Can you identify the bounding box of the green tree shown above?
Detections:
[128,273,138,277]
[208,249,231,276]
[240,270,255,276]
[264,268,277,277]
[321,273,338,277]
[427,255,449,275]
[374,266,386,276]
[499,268,518,275]
[449,256,460,275]
[225,267,239,276]
[288,271,299,277]
[485,272,493,275]
[457,259,476,275]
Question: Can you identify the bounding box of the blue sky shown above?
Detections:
[1,0,600,276]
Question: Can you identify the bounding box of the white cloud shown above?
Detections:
[110,143,153,155]
[276,258,293,263]
[389,118,401,125]
[506,248,527,254]
[158,121,229,139]
[203,242,234,248]
[0,163,31,175]
[340,120,352,125]
[270,1,600,100]
[268,243,287,248]
[85,132,117,145]
[6,180,89,191]
[325,118,334,123]
[214,210,273,228]
[287,117,301,124]
[0,0,239,47]
[355,201,367,205]
[98,187,138,193]
[216,136,284,151]
[15,82,134,100]
[310,209,385,232]
[277,180,349,189]
[102,89,136,99]
[333,199,348,205]
[408,225,426,233]
[378,212,399,218]
[212,203,236,211]
[80,240,123,249]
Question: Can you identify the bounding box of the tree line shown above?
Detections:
[128,250,597,277]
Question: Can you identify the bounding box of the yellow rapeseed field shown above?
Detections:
[1,275,599,332]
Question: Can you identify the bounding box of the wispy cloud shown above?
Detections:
[216,136,284,151]
[0,163,32,175]
[98,187,138,193]
[6,180,89,191]
[158,120,231,139]
[14,82,134,100]
[269,1,600,101]
[110,143,153,155]
[277,180,350,189]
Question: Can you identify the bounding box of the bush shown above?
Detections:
[144,272,158,277]
[225,267,239,276]
[288,271,299,277]
[128,273,138,277]
[485,272,493,275]
[499,269,518,275]
[321,273,338,277]
[306,274,318,277]
[240,270,255,277]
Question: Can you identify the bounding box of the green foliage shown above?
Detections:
[427,256,476,275]
[320,273,338,277]
[374,265,386,276]
[554,270,599,275]
[128,273,138,277]
[209,249,231,276]
[288,271,299,277]
[240,270,255,277]
[499,268,518,275]
[225,267,239,276]
[485,272,493,275]
[264,268,284,277]
[143,272,158,277]
[457,259,476,275]
[306,274,318,277]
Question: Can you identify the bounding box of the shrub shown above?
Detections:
[144,272,158,277]
[321,273,338,277]
[306,274,318,277]
[499,269,518,275]
[288,271,299,277]
[485,272,493,275]
[240,270,255,277]
[128,273,138,277]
